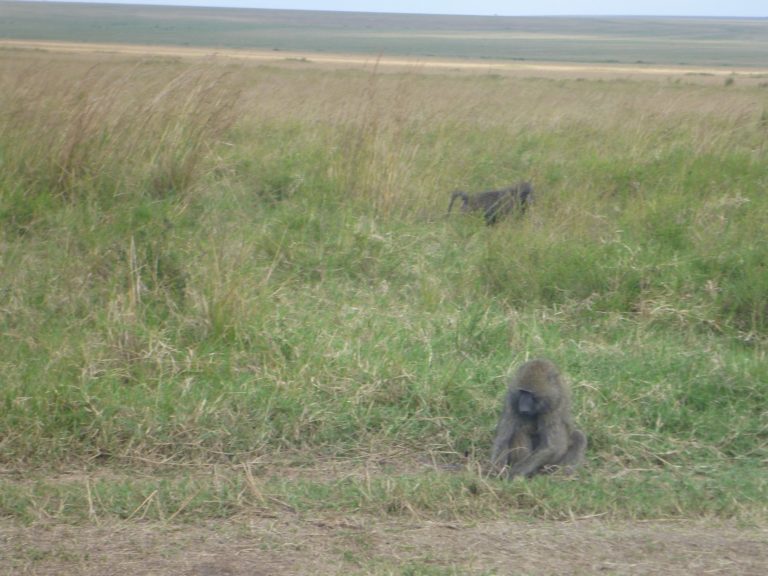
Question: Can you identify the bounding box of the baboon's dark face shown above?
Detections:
[515,389,549,418]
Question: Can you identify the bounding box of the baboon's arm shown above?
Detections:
[447,191,468,214]
[506,421,567,478]
[490,402,517,467]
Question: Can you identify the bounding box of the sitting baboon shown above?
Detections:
[447,181,533,225]
[491,358,586,479]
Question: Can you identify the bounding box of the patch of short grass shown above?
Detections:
[3,460,765,524]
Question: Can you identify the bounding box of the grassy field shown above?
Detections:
[1,32,767,573]
[2,1,768,68]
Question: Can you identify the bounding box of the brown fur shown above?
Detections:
[491,358,586,478]
[447,181,533,225]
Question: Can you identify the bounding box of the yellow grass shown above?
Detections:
[4,39,768,83]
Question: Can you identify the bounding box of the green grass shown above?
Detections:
[2,1,768,68]
[0,49,767,524]
[3,463,764,523]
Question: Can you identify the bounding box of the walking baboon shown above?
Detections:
[491,358,586,479]
[447,181,533,225]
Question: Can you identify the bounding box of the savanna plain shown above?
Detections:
[1,28,768,576]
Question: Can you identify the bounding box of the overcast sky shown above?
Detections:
[23,1,768,17]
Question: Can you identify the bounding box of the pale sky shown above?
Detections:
[21,1,768,17]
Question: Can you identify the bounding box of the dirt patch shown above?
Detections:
[3,39,768,84]
[3,515,766,575]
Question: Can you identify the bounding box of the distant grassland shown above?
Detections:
[2,1,768,68]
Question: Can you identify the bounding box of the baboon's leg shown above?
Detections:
[555,429,587,468]
[483,196,505,225]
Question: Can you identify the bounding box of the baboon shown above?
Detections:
[491,358,586,479]
[447,181,533,225]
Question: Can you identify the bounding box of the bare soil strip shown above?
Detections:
[3,516,767,575]
[4,39,768,82]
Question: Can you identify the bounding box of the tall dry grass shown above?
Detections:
[0,56,239,211]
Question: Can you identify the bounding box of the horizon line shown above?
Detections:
[7,1,766,19]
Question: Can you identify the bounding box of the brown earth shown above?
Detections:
[3,515,767,575]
